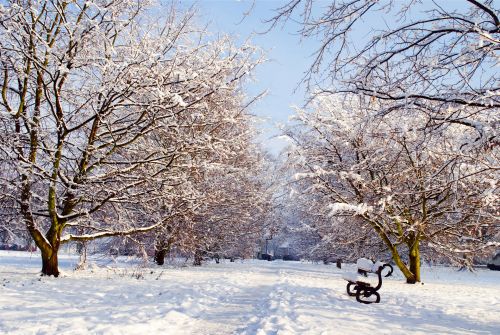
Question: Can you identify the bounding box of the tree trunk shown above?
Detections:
[41,248,60,277]
[154,248,167,266]
[408,240,421,284]
[371,220,420,284]
[40,218,63,276]
[385,239,422,284]
[154,236,175,266]
[390,253,414,284]
[193,249,203,266]
[336,259,342,269]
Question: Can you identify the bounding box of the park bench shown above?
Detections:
[342,258,393,304]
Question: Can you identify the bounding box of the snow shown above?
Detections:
[356,258,374,271]
[341,272,361,283]
[328,202,373,216]
[372,261,385,272]
[171,93,188,107]
[1,251,500,334]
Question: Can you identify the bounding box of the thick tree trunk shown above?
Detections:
[390,239,421,284]
[23,208,62,277]
[154,236,175,266]
[391,252,416,284]
[154,248,167,266]
[41,248,60,277]
[386,239,421,284]
[408,240,421,283]
[371,220,420,284]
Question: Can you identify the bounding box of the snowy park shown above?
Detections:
[0,0,499,334]
[1,250,500,335]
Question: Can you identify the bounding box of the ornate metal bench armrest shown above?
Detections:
[381,263,393,277]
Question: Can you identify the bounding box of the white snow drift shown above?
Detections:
[1,251,499,334]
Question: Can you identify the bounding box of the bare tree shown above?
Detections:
[285,95,498,283]
[0,1,262,276]
[149,81,272,266]
[270,0,499,148]
[185,121,275,265]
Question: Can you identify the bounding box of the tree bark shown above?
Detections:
[371,219,419,284]
[154,235,175,266]
[154,248,168,266]
[390,238,421,284]
[408,239,421,283]
[41,248,60,277]
[193,249,203,266]
[389,252,410,281]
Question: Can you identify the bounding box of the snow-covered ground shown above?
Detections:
[1,251,499,334]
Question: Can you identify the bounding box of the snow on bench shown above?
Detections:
[356,258,393,277]
[343,258,393,304]
[342,272,362,283]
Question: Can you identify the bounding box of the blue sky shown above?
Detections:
[179,0,488,155]
[180,0,323,155]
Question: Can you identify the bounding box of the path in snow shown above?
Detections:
[1,251,499,334]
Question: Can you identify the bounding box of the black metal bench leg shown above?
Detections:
[346,283,357,296]
[374,291,380,303]
[355,287,380,304]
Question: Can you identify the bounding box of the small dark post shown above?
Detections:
[336,258,342,269]
[265,235,273,259]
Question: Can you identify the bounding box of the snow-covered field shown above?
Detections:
[1,251,499,335]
